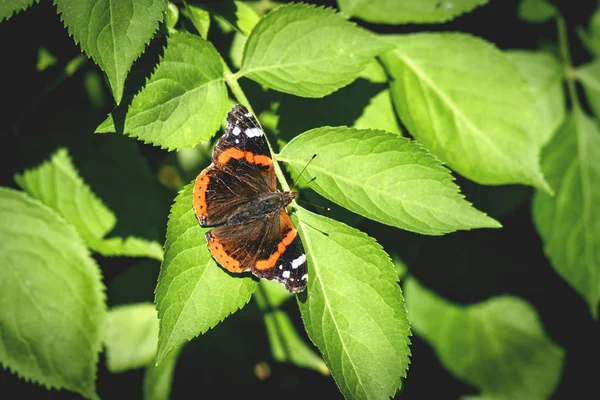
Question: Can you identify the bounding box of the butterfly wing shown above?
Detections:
[206,210,308,293]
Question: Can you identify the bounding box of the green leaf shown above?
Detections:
[155,183,257,364]
[353,89,401,134]
[0,187,105,400]
[295,207,411,400]
[96,31,228,150]
[104,303,159,372]
[254,281,328,375]
[0,0,37,21]
[143,345,182,400]
[381,33,551,193]
[576,61,600,118]
[184,3,211,39]
[517,0,557,23]
[533,109,600,319]
[338,0,489,24]
[55,0,167,104]
[404,277,565,399]
[278,127,500,235]
[506,50,565,145]
[93,236,164,260]
[194,0,259,36]
[14,148,163,260]
[240,3,393,98]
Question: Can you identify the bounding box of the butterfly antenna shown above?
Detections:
[297,199,331,212]
[291,153,318,190]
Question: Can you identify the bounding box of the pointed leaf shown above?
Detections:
[0,188,105,400]
[96,32,228,151]
[295,207,411,400]
[338,0,489,24]
[381,33,551,192]
[278,127,500,235]
[254,281,328,375]
[404,277,565,399]
[506,50,565,145]
[155,183,257,364]
[55,0,167,104]
[240,3,393,97]
[14,148,163,260]
[533,109,600,319]
[104,303,159,372]
[0,0,38,21]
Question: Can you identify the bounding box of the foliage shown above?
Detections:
[1,1,598,399]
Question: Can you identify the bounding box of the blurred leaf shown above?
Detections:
[96,32,228,151]
[295,207,411,400]
[278,127,500,235]
[381,33,551,193]
[404,277,565,399]
[184,3,210,39]
[576,60,600,118]
[14,148,163,260]
[353,89,401,134]
[143,345,182,400]
[240,3,393,97]
[84,71,106,108]
[275,78,388,141]
[338,0,489,24]
[165,2,179,30]
[230,31,247,69]
[506,50,565,145]
[517,0,557,23]
[577,4,600,57]
[254,281,328,375]
[55,0,167,104]
[0,188,105,400]
[0,0,37,21]
[104,303,159,372]
[36,46,58,71]
[155,183,257,364]
[533,109,600,319]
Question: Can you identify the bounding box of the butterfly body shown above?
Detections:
[193,104,307,293]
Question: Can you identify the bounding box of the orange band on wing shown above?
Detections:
[254,224,297,271]
[193,167,211,224]
[207,234,243,272]
[217,147,272,168]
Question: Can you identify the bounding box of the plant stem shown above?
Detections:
[557,15,580,110]
[222,59,291,192]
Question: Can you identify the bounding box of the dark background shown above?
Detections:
[1,0,598,399]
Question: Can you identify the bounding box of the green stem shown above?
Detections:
[557,15,579,109]
[222,60,291,192]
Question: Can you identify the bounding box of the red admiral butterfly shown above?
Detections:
[193,104,308,293]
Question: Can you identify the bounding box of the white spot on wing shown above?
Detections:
[278,265,283,270]
[245,113,252,117]
[232,126,241,135]
[245,128,263,137]
[235,139,239,144]
[291,254,306,269]
[282,270,290,279]
[301,274,308,281]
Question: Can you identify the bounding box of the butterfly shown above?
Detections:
[192,104,307,293]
